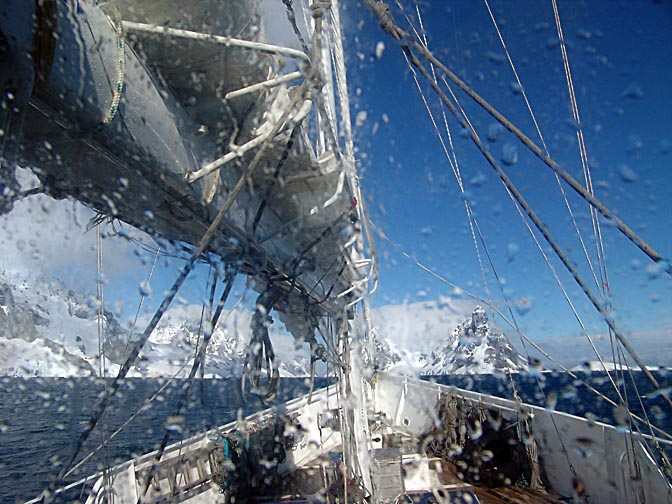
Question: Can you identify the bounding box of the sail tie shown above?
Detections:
[243,285,284,403]
[311,0,332,19]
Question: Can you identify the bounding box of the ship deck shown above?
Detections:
[240,453,567,504]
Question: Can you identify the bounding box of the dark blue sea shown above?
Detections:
[1,372,670,503]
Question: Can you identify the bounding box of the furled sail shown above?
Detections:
[1,0,375,327]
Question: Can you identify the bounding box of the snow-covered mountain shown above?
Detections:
[1,273,103,377]
[423,306,528,375]
[0,270,311,378]
[360,303,528,375]
[0,269,527,378]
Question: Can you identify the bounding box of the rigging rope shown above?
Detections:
[62,362,190,481]
[548,3,631,453]
[373,210,672,442]
[619,349,672,479]
[362,0,670,276]
[549,0,613,324]
[364,15,672,492]
[401,48,588,474]
[361,2,671,410]
[503,185,626,399]
[139,268,237,499]
[474,4,651,467]
[94,223,112,492]
[480,5,653,470]
[49,95,298,489]
[120,245,161,365]
[399,2,492,308]
[95,225,106,379]
[199,265,218,427]
[481,0,604,299]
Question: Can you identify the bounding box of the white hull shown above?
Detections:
[44,374,668,504]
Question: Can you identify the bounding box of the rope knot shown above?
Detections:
[311,0,331,18]
[373,3,395,35]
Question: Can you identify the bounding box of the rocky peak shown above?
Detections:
[470,305,488,330]
[425,306,528,375]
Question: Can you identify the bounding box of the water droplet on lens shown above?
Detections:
[660,139,671,155]
[627,135,642,153]
[506,243,519,263]
[470,172,486,187]
[613,405,629,431]
[355,110,367,128]
[502,144,518,165]
[566,118,580,131]
[510,82,523,95]
[646,260,669,280]
[487,123,503,142]
[164,415,186,433]
[545,391,558,410]
[527,357,543,377]
[514,297,532,315]
[468,418,483,440]
[618,164,638,183]
[139,281,152,297]
[621,83,643,99]
[375,41,385,59]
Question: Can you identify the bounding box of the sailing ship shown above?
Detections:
[1,0,670,503]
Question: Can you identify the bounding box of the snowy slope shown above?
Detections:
[0,270,311,378]
[0,272,102,376]
[1,268,528,378]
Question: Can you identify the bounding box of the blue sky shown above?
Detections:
[343,0,671,342]
[1,0,669,364]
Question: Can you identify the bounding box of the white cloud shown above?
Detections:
[0,193,161,293]
[370,297,477,355]
[526,326,672,370]
[369,299,669,369]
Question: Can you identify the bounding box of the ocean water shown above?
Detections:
[0,376,331,503]
[1,372,670,503]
